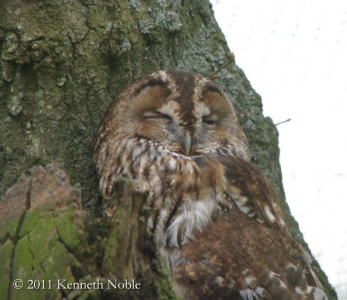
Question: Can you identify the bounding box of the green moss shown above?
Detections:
[9,208,80,299]
[11,235,75,300]
[0,214,21,240]
[54,209,89,255]
[153,257,179,300]
[0,239,13,300]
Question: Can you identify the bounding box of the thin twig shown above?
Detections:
[275,118,291,126]
[207,52,235,78]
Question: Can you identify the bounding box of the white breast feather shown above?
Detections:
[155,195,217,269]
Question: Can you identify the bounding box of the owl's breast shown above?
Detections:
[151,191,231,277]
[145,153,227,244]
[153,194,224,247]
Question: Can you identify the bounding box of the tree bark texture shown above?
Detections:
[0,0,336,299]
[0,165,175,300]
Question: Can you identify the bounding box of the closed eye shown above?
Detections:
[143,110,172,121]
[202,115,217,125]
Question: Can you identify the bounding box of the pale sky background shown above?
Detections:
[210,1,347,299]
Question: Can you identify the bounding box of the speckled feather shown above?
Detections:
[94,71,327,300]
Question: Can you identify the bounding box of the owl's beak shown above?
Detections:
[184,132,192,155]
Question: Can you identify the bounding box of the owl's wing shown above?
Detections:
[172,206,328,300]
[215,155,290,235]
[202,155,327,297]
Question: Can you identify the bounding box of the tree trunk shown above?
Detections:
[0,164,176,300]
[0,0,336,299]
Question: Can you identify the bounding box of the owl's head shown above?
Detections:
[96,71,249,159]
[94,71,250,198]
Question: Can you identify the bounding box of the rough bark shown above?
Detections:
[0,0,336,299]
[0,165,175,300]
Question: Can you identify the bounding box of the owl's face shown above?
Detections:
[95,71,250,199]
[105,71,248,158]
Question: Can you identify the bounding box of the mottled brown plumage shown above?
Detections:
[94,71,327,299]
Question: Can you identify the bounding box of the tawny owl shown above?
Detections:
[94,71,327,300]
